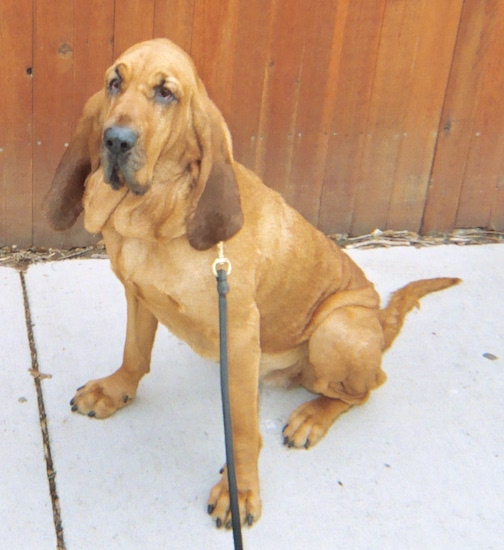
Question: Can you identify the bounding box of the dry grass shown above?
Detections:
[331,228,504,249]
[0,244,108,270]
[1,229,503,270]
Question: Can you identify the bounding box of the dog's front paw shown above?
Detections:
[70,369,138,419]
[207,467,262,529]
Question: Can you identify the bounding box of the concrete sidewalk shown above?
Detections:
[1,244,503,549]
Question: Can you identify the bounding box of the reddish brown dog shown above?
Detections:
[44,39,459,528]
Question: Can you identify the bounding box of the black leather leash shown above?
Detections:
[214,246,243,550]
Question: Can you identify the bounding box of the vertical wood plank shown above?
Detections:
[153,0,195,52]
[113,0,156,57]
[0,0,33,247]
[422,0,500,233]
[32,0,92,247]
[191,0,274,177]
[455,2,504,229]
[318,0,386,234]
[351,0,434,235]
[223,0,273,171]
[34,0,115,246]
[489,177,504,230]
[73,0,115,124]
[190,0,240,120]
[386,0,463,231]
[257,0,311,196]
[287,0,348,226]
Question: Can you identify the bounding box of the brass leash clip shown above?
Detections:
[212,241,232,276]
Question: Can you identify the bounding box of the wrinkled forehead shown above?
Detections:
[106,39,198,90]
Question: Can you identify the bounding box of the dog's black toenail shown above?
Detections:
[76,385,85,391]
[88,411,96,417]
[71,405,78,412]
[123,395,129,403]
[246,514,254,526]
[219,466,225,474]
[282,424,289,433]
[207,504,215,515]
[305,440,310,449]
[283,436,289,446]
[216,518,222,528]
[288,440,295,448]
[70,398,75,406]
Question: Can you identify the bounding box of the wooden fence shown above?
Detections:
[1,0,503,248]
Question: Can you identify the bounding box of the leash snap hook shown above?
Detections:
[212,241,232,276]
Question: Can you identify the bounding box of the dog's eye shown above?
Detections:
[154,85,176,104]
[108,77,121,95]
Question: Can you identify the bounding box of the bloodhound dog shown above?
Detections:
[44,38,459,528]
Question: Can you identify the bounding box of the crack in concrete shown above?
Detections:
[19,270,66,550]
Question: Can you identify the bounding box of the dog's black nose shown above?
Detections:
[104,126,138,154]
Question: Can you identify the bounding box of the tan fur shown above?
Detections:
[380,277,461,349]
[44,39,460,528]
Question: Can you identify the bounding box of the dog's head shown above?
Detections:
[44,38,243,250]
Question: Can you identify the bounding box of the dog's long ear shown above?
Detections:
[43,91,103,231]
[186,82,243,251]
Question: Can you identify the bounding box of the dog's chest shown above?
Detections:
[108,236,220,359]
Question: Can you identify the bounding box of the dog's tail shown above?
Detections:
[380,277,461,350]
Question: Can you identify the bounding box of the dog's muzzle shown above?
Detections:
[102,126,148,195]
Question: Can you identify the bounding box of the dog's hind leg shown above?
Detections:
[70,284,158,418]
[283,306,386,449]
